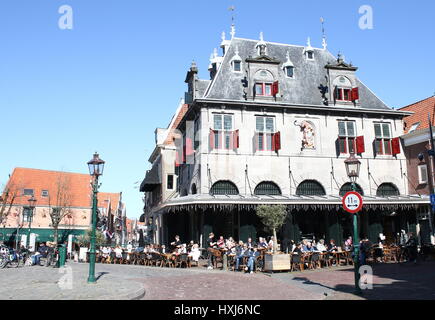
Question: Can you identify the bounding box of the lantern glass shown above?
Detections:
[28,195,37,209]
[87,153,105,177]
[345,153,361,181]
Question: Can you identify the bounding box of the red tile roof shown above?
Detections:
[163,104,189,145]
[399,96,435,134]
[4,168,92,208]
[98,192,121,211]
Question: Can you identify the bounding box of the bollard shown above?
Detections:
[58,245,67,268]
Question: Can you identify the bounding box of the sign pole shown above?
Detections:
[342,188,363,295]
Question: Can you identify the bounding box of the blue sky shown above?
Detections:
[1,0,434,219]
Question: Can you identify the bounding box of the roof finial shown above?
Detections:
[320,17,327,50]
[213,48,218,58]
[230,24,236,38]
[260,31,264,42]
[229,5,236,38]
[307,37,311,47]
[221,31,226,42]
[235,45,239,55]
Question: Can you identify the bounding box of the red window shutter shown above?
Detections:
[233,130,239,149]
[272,81,279,96]
[209,129,215,151]
[186,137,194,156]
[274,131,281,151]
[352,87,359,101]
[356,136,365,154]
[392,137,401,155]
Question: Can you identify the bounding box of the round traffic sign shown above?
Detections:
[342,191,363,213]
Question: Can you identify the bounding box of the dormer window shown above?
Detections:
[233,60,241,72]
[304,38,314,61]
[285,66,294,78]
[230,46,242,73]
[335,88,352,101]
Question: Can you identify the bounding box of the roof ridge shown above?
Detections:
[233,37,324,50]
[398,95,435,110]
[14,167,89,176]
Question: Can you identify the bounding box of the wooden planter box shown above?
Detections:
[264,253,291,272]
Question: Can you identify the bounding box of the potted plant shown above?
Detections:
[256,204,290,271]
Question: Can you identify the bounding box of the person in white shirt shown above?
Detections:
[114,246,123,259]
[268,236,274,251]
[127,242,133,253]
[188,243,201,262]
[315,239,327,252]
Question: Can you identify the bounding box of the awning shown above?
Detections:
[148,194,430,214]
[0,228,86,242]
[140,162,161,192]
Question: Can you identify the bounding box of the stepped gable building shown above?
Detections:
[140,29,431,247]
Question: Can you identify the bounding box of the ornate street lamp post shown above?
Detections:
[87,152,105,283]
[26,195,37,249]
[344,152,362,295]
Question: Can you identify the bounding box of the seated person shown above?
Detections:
[258,237,268,249]
[187,240,194,252]
[217,236,225,249]
[316,239,327,252]
[246,237,256,249]
[268,236,275,251]
[188,243,201,262]
[234,241,247,271]
[344,236,353,251]
[327,239,338,252]
[170,235,182,251]
[293,243,303,255]
[246,247,260,274]
[114,246,123,259]
[225,237,235,250]
[304,241,315,253]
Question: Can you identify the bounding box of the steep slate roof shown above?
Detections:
[203,37,390,111]
[399,96,435,133]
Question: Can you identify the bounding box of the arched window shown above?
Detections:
[210,181,239,196]
[296,180,326,196]
[376,183,399,197]
[339,183,364,196]
[254,181,282,195]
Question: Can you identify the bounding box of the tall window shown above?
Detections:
[167,174,174,190]
[374,123,392,155]
[23,207,33,223]
[255,83,272,96]
[212,114,233,150]
[418,165,428,184]
[256,116,274,151]
[339,183,364,196]
[338,121,356,154]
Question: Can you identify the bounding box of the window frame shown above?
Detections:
[284,66,294,78]
[233,60,242,72]
[338,120,357,154]
[41,190,49,197]
[212,113,234,150]
[255,82,273,96]
[22,207,33,223]
[335,87,352,102]
[374,123,392,155]
[167,174,174,190]
[22,189,34,196]
[255,116,275,151]
[418,164,428,184]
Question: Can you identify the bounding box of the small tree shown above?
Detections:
[0,182,22,226]
[256,205,288,253]
[77,229,105,247]
[49,173,73,245]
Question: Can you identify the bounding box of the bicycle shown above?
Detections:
[0,247,21,268]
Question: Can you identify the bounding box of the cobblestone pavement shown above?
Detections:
[1,260,434,300]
